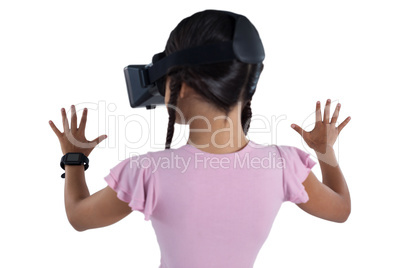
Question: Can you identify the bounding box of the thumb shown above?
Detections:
[91,134,108,146]
[291,124,304,137]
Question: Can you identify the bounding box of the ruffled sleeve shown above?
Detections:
[275,145,317,204]
[104,152,157,221]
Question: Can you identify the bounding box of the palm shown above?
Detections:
[292,99,351,154]
[49,105,107,157]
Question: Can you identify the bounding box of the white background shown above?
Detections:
[1,0,401,267]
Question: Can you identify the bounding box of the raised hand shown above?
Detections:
[291,99,351,155]
[49,105,107,157]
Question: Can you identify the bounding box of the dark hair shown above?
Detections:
[164,10,264,149]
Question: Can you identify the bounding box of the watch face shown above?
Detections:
[66,153,80,162]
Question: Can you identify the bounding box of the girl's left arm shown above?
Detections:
[49,105,132,232]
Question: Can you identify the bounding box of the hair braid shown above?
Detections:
[241,63,263,136]
[241,99,252,135]
[165,75,182,150]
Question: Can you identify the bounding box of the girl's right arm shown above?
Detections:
[291,99,351,223]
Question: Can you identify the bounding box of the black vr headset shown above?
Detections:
[123,10,265,109]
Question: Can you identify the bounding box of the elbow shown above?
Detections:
[343,198,352,222]
[335,194,351,223]
[343,205,352,222]
[67,214,87,232]
[66,203,89,232]
[72,224,87,232]
[336,213,350,223]
[336,204,351,223]
[70,221,87,232]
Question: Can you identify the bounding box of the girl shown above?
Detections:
[49,10,351,268]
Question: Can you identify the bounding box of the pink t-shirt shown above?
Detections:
[104,140,316,268]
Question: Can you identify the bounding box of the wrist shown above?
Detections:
[314,146,338,167]
[60,153,89,179]
[313,144,334,154]
[63,165,85,180]
[65,165,85,170]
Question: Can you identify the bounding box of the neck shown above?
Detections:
[186,103,249,154]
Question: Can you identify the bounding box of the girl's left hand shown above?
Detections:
[49,105,107,157]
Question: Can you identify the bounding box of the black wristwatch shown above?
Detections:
[60,153,89,178]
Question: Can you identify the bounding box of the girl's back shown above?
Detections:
[105,141,316,267]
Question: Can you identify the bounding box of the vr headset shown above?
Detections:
[123,10,265,109]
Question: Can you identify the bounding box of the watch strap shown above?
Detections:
[60,153,89,179]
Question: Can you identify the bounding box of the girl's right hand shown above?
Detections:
[291,99,351,154]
